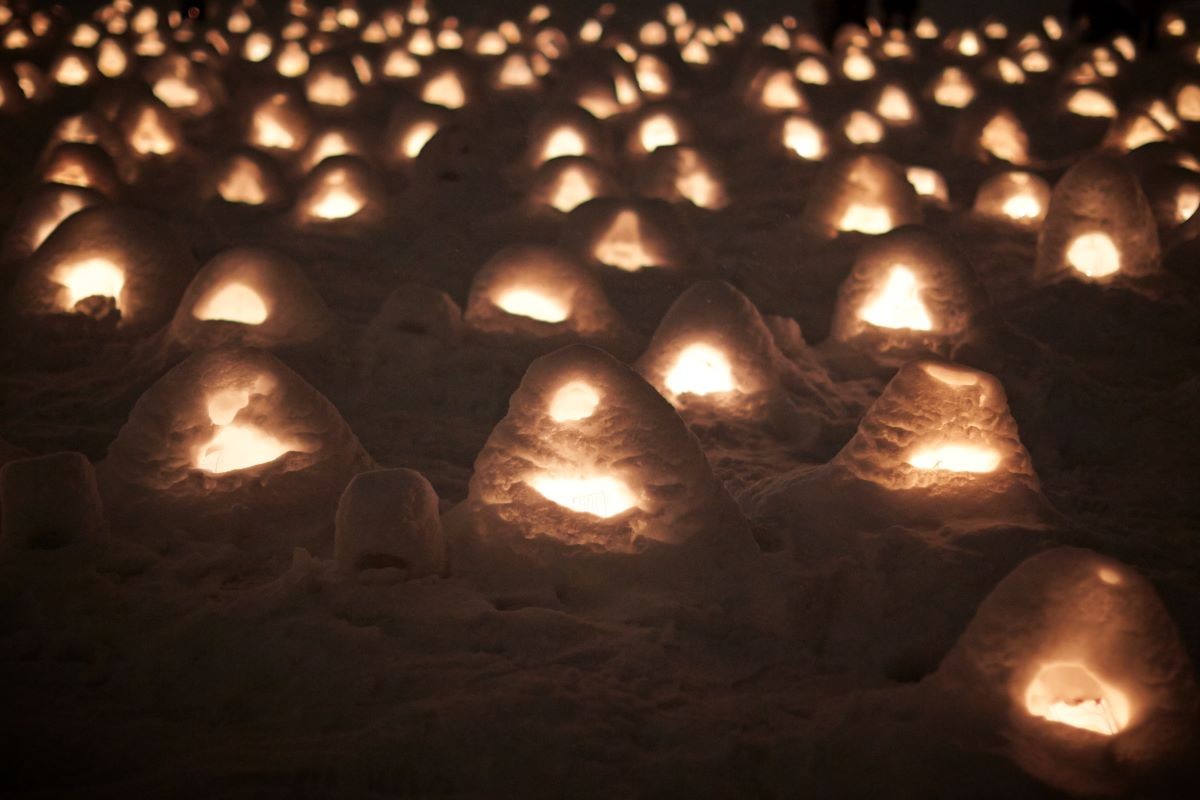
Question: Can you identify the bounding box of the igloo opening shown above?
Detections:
[194,382,301,474]
[528,157,618,215]
[974,171,1052,227]
[52,256,126,312]
[803,153,922,238]
[193,283,269,325]
[1024,662,1131,736]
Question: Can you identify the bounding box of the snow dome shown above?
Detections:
[168,247,334,352]
[974,171,1052,228]
[936,548,1199,795]
[304,52,361,108]
[207,148,290,209]
[1035,156,1162,283]
[625,105,694,159]
[464,244,631,347]
[382,101,446,167]
[831,360,1038,496]
[524,105,607,169]
[960,106,1031,166]
[100,347,372,516]
[560,197,686,273]
[39,142,122,199]
[295,155,384,225]
[635,145,729,210]
[245,89,312,153]
[118,97,183,160]
[830,225,988,360]
[526,156,620,215]
[142,51,224,118]
[1,183,104,260]
[9,206,194,333]
[468,344,748,552]
[635,280,787,417]
[802,152,922,238]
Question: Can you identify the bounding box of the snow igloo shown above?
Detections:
[8,206,194,333]
[464,244,635,353]
[973,170,1052,228]
[830,225,989,361]
[560,197,689,273]
[467,345,749,553]
[294,155,385,225]
[99,347,372,522]
[527,156,621,215]
[1,183,104,260]
[802,152,922,238]
[1036,155,1162,283]
[935,548,1199,795]
[168,247,334,352]
[635,145,729,210]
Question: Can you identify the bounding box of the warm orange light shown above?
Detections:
[907,167,948,202]
[980,113,1028,164]
[307,170,365,220]
[1066,232,1121,279]
[1067,88,1116,118]
[838,203,893,235]
[638,113,680,153]
[593,210,656,272]
[422,71,466,109]
[197,418,290,473]
[783,116,827,160]
[796,57,829,85]
[1176,186,1200,223]
[549,380,600,422]
[193,283,268,324]
[1025,663,1131,736]
[129,108,177,155]
[307,73,355,107]
[760,70,803,109]
[665,343,735,396]
[401,121,438,159]
[859,266,933,330]
[1002,193,1043,222]
[541,126,586,162]
[877,85,915,123]
[530,474,637,518]
[218,160,267,205]
[495,288,569,323]
[845,111,885,145]
[907,442,1000,472]
[842,49,876,81]
[31,193,90,251]
[54,257,125,310]
[548,166,597,213]
[933,68,975,108]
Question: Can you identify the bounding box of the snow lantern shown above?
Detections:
[99,347,373,519]
[634,53,672,99]
[831,360,1039,496]
[464,244,631,345]
[974,171,1052,228]
[840,109,886,147]
[295,155,384,224]
[962,107,1031,165]
[1104,109,1170,153]
[298,125,370,173]
[874,82,919,127]
[779,114,828,161]
[936,548,1199,795]
[527,156,620,215]
[118,97,183,159]
[1062,86,1118,120]
[10,206,194,333]
[928,66,976,109]
[143,51,224,118]
[636,145,729,210]
[246,90,312,153]
[1,183,104,260]
[305,53,361,107]
[744,65,807,112]
[168,247,333,351]
[626,105,693,158]
[635,280,790,417]
[1136,164,1200,233]
[382,102,446,166]
[906,166,949,204]
[419,63,471,109]
[334,468,444,576]
[803,152,922,238]
[42,112,126,165]
[39,142,122,199]
[49,48,98,87]
[830,226,987,360]
[468,344,747,552]
[276,40,311,78]
[1035,156,1161,283]
[525,106,606,169]
[560,197,685,273]
[208,148,290,209]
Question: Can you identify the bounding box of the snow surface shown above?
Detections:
[1,3,1199,798]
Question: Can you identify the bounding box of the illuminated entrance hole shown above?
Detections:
[906,442,1001,473]
[665,343,735,397]
[1025,663,1131,736]
[54,256,125,311]
[530,474,637,518]
[193,282,268,325]
[1066,232,1120,279]
[838,203,893,235]
[195,385,292,474]
[859,267,932,331]
[494,287,569,323]
[548,380,599,422]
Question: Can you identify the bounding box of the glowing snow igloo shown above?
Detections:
[957,106,1032,166]
[464,244,632,346]
[39,142,122,199]
[636,281,789,416]
[168,247,333,351]
[207,148,290,209]
[1035,156,1162,283]
[974,171,1052,228]
[468,345,748,552]
[142,51,225,119]
[803,152,922,238]
[244,89,312,153]
[295,155,384,224]
[560,198,687,273]
[1,183,104,260]
[831,226,988,360]
[524,106,608,170]
[635,145,730,210]
[527,156,621,215]
[10,206,194,332]
[100,347,372,514]
[935,548,1199,795]
[832,360,1038,495]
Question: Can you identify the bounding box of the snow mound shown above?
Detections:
[803,152,922,238]
[335,468,444,577]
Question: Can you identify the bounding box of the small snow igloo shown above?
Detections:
[294,155,385,225]
[527,156,621,215]
[973,171,1052,228]
[830,226,989,361]
[168,247,333,351]
[832,360,1040,501]
[1035,155,1162,283]
[9,206,194,333]
[464,244,634,352]
[935,548,1199,795]
[468,345,748,553]
[1,183,104,260]
[636,280,791,419]
[100,347,372,521]
[560,197,688,273]
[802,152,922,238]
[635,145,729,210]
